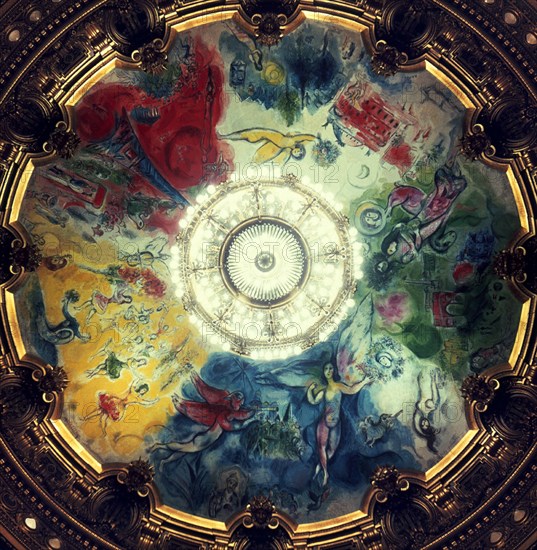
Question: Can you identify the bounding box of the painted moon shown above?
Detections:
[347,163,377,188]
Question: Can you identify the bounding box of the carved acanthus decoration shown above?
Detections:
[460,374,499,412]
[132,38,168,74]
[370,465,410,502]
[493,239,537,295]
[230,496,293,550]
[370,41,408,77]
[238,0,301,46]
[459,124,496,160]
[0,228,42,283]
[117,459,155,497]
[243,495,278,529]
[11,241,43,274]
[252,12,287,46]
[43,121,81,159]
[32,365,69,402]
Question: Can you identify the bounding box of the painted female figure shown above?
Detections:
[307,363,372,487]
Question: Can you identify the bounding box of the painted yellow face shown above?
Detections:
[387,241,398,255]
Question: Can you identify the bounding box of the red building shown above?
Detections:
[432,291,461,327]
[332,81,424,174]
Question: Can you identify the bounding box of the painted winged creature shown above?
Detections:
[148,373,255,470]
[256,294,375,502]
[359,410,403,447]
[219,128,316,165]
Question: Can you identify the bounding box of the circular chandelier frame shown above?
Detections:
[172,177,363,359]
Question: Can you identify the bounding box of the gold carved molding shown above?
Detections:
[0,0,536,548]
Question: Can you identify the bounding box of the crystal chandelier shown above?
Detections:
[171,176,364,359]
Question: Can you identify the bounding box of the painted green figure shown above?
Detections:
[86,352,147,380]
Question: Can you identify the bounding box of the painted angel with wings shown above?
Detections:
[306,295,375,488]
[148,372,255,469]
[256,294,376,496]
[219,128,316,165]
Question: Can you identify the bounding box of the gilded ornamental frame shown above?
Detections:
[0,0,536,548]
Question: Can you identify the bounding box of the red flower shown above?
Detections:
[117,266,166,297]
[375,292,411,326]
[453,262,474,286]
[140,269,166,297]
[118,266,141,284]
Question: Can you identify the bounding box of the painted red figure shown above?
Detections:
[148,373,254,470]
[174,373,253,432]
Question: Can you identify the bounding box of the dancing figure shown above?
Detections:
[75,282,132,322]
[83,383,158,435]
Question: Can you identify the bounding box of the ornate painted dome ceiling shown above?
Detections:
[0,1,536,549]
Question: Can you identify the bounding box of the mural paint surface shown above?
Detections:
[13,20,522,522]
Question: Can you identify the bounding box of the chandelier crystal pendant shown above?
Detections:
[171,176,365,359]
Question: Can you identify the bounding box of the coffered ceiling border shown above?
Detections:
[0,0,536,548]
